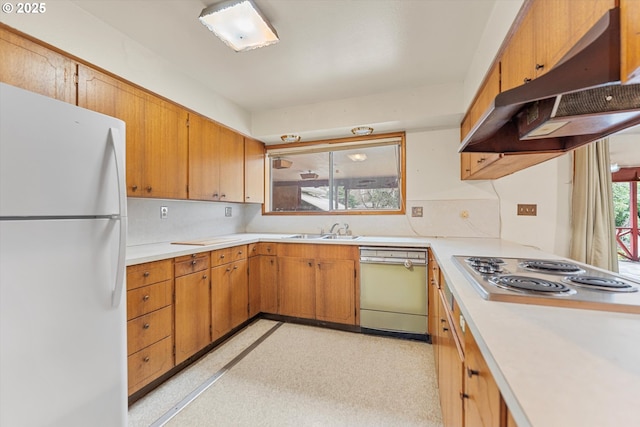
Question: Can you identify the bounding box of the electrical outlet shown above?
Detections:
[160,206,168,219]
[411,206,423,217]
[517,204,537,216]
[225,207,232,217]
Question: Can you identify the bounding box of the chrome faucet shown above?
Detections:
[329,222,341,234]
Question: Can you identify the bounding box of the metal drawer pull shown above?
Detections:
[467,368,479,377]
[143,295,150,301]
[220,254,225,259]
[143,323,150,329]
[203,275,208,279]
[233,265,238,270]
[443,327,449,332]
[143,357,150,363]
[192,260,197,265]
[143,271,150,277]
[146,186,152,192]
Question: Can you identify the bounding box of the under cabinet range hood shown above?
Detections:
[460,8,640,154]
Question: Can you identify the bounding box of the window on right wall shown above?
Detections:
[265,132,405,215]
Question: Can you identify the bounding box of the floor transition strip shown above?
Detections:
[149,321,284,427]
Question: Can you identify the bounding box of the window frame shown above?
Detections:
[263,131,406,216]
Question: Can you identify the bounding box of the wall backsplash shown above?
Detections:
[127,198,247,246]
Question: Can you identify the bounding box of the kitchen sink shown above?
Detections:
[286,234,360,240]
[321,235,361,240]
[288,234,325,239]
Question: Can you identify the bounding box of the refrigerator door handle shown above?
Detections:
[109,127,127,308]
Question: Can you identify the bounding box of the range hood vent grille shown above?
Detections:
[555,84,640,117]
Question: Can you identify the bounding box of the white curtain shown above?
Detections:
[570,138,618,271]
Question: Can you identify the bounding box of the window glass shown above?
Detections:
[267,135,404,214]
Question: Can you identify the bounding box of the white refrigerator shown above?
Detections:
[0,83,128,426]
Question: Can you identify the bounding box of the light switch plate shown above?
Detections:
[225,207,232,217]
[411,206,423,217]
[517,204,537,216]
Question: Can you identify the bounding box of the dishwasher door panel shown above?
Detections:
[360,263,427,315]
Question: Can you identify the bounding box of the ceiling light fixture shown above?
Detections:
[347,153,367,162]
[199,0,279,52]
[280,134,301,143]
[351,126,374,136]
[300,171,319,180]
[272,158,292,169]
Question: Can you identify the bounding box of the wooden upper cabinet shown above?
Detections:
[78,65,188,199]
[0,26,76,104]
[188,113,221,201]
[621,0,640,83]
[78,65,145,195]
[218,126,245,202]
[143,95,188,199]
[531,0,572,78]
[501,9,535,92]
[188,114,244,202]
[244,137,265,204]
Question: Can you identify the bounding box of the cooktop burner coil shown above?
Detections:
[489,275,576,295]
[519,260,585,274]
[563,276,639,293]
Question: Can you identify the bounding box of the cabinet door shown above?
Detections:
[248,256,261,317]
[230,259,249,329]
[501,9,535,91]
[211,264,232,341]
[175,271,211,364]
[260,256,279,314]
[465,328,502,427]
[143,94,188,199]
[188,114,221,201]
[315,259,356,325]
[0,27,76,104]
[244,137,265,203]
[437,292,464,427]
[218,126,244,202]
[77,65,146,196]
[278,257,316,318]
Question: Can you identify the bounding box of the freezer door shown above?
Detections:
[0,219,127,427]
[0,83,126,217]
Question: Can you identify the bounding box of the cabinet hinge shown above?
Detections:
[73,73,79,86]
[186,117,190,127]
[173,345,176,357]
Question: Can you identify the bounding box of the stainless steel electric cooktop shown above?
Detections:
[453,256,640,314]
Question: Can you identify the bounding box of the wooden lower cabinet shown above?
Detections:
[464,328,503,427]
[315,258,356,324]
[211,247,249,341]
[174,253,211,365]
[248,245,278,316]
[431,258,517,427]
[278,256,317,318]
[126,260,174,395]
[437,291,464,427]
[276,244,358,325]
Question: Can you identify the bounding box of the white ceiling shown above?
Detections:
[70,0,639,165]
[71,0,497,113]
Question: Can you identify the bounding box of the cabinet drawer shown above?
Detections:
[174,253,210,277]
[211,245,247,266]
[248,242,276,257]
[127,306,172,355]
[127,335,173,395]
[127,279,173,320]
[127,259,173,290]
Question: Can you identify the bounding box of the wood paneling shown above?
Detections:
[0,26,76,104]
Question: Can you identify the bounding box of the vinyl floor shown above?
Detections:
[128,319,443,427]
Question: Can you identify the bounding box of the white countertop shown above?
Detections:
[126,234,640,427]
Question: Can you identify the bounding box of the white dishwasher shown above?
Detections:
[359,247,427,338]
